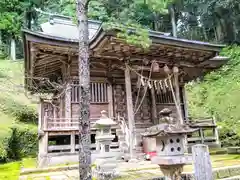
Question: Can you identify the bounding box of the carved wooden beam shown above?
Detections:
[30,46,38,78]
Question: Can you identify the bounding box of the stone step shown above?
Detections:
[220,175,240,180]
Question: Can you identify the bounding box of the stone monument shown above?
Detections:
[142,108,197,180]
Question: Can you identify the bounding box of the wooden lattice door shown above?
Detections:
[71,81,110,119]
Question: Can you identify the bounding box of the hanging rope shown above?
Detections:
[127,63,183,120]
[167,74,184,125]
[133,63,153,115]
[134,63,144,111]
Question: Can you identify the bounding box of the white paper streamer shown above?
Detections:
[164,79,169,88]
[159,80,163,89]
[137,76,141,88]
[154,80,158,89]
[141,77,145,86]
[148,81,152,89]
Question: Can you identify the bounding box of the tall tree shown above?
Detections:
[76,0,91,180]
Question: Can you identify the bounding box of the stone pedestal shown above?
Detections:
[96,135,115,153]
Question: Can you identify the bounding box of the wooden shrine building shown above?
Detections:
[22,16,228,166]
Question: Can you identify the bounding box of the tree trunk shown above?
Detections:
[10,38,16,61]
[27,14,32,30]
[0,31,2,55]
[202,26,208,41]
[76,0,91,180]
[170,5,177,37]
[0,31,2,46]
[216,18,224,42]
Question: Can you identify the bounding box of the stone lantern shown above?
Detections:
[142,108,197,180]
[94,110,117,153]
[93,110,118,179]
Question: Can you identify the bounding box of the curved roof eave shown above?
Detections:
[22,25,226,52]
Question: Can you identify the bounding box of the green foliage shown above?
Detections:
[0,0,45,40]
[103,21,152,49]
[0,12,21,38]
[218,122,240,147]
[0,97,37,124]
[0,0,23,38]
[146,0,172,14]
[0,125,37,162]
[187,45,240,146]
[88,1,109,21]
[180,0,240,43]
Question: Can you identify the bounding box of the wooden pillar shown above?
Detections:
[59,97,63,119]
[199,128,205,144]
[38,132,48,167]
[107,83,114,118]
[53,105,57,129]
[63,61,72,129]
[38,111,49,167]
[173,66,183,124]
[62,62,71,122]
[96,131,100,151]
[213,117,220,144]
[38,99,43,130]
[192,144,213,180]
[65,82,72,120]
[43,112,48,131]
[53,106,57,119]
[71,132,75,153]
[44,132,48,154]
[124,64,135,159]
[150,87,158,124]
[30,46,37,88]
[182,85,189,123]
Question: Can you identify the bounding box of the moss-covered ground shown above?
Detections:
[0,158,36,180]
[12,154,240,180]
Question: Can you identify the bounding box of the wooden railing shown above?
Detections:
[42,117,119,131]
[48,142,119,152]
[42,117,96,131]
[187,117,220,146]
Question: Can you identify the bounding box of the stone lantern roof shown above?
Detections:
[142,108,198,137]
[93,110,117,127]
[141,123,197,137]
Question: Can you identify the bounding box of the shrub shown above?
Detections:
[0,140,8,162]
[0,125,38,162]
[218,123,240,147]
[6,127,22,160]
[14,106,37,124]
[0,97,37,124]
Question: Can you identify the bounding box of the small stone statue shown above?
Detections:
[158,108,175,124]
[142,108,196,137]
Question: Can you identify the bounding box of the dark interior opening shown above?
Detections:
[112,133,118,142]
[48,135,71,153]
[48,135,70,145]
